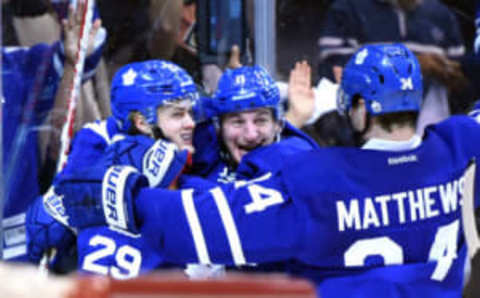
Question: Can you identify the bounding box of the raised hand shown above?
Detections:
[227,45,243,69]
[62,0,101,65]
[285,61,315,128]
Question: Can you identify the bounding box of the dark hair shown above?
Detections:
[352,95,418,132]
[375,111,418,132]
[97,0,150,61]
[126,111,144,135]
[127,111,166,139]
[302,111,355,147]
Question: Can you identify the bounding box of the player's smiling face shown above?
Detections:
[220,108,281,165]
[156,99,195,153]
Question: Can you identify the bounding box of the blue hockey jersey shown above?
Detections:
[188,120,319,184]
[61,123,147,277]
[74,134,185,278]
[52,119,165,277]
[133,115,480,298]
[77,227,166,279]
[56,117,121,181]
[76,119,317,278]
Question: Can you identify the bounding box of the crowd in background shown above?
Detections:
[3,0,479,201]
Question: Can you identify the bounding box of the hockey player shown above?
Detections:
[26,60,197,274]
[71,64,316,278]
[57,43,480,297]
[182,65,318,276]
[31,61,316,277]
[71,60,197,278]
[190,65,318,184]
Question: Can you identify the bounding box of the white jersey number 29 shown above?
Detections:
[344,219,459,282]
[82,235,142,279]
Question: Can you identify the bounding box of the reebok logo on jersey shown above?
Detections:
[388,154,417,165]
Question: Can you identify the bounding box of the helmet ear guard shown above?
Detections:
[338,43,423,117]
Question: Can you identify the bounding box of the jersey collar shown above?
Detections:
[362,135,422,151]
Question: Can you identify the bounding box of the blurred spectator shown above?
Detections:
[318,0,465,81]
[285,61,354,144]
[302,111,355,147]
[276,0,330,82]
[171,0,203,84]
[2,1,19,46]
[97,0,254,94]
[441,0,477,52]
[97,0,184,80]
[317,0,468,135]
[1,0,104,261]
[435,0,480,115]
[2,0,111,162]
[9,0,60,46]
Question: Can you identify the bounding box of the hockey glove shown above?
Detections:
[56,165,148,234]
[25,195,76,264]
[106,136,190,188]
[57,137,189,233]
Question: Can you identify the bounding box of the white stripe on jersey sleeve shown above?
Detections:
[181,189,212,264]
[84,120,111,144]
[210,187,247,265]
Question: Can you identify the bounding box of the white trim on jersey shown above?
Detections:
[210,187,247,265]
[85,120,112,144]
[181,189,212,264]
[461,161,479,259]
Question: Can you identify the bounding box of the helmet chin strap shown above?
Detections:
[219,140,238,171]
[274,118,285,143]
[215,121,239,171]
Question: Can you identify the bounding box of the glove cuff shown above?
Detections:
[142,140,189,188]
[102,166,148,234]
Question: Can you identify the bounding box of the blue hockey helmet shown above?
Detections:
[111,60,199,132]
[209,65,282,120]
[337,43,423,116]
